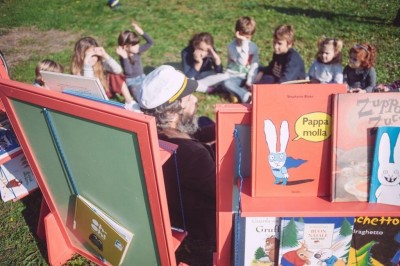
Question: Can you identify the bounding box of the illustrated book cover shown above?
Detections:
[278,217,354,266]
[237,216,281,266]
[40,71,109,100]
[331,93,400,202]
[0,153,37,202]
[73,195,134,266]
[368,126,400,206]
[348,216,400,266]
[251,84,346,197]
[0,118,21,163]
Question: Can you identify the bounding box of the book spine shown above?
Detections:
[330,94,340,202]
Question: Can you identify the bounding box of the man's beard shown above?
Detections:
[177,113,199,136]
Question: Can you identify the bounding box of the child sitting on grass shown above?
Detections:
[343,43,377,93]
[71,36,134,103]
[116,21,154,100]
[223,16,259,103]
[255,24,305,84]
[181,32,226,93]
[308,37,343,84]
[33,59,64,88]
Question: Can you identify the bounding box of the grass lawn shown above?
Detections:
[0,0,399,265]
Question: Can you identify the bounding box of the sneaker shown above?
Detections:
[206,86,216,93]
[242,91,252,103]
[229,94,239,103]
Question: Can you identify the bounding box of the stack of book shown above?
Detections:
[233,85,400,266]
[0,114,38,202]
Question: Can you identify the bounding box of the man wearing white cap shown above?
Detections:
[137,65,216,264]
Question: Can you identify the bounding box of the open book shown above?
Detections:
[73,195,134,265]
[0,118,21,163]
[0,153,38,202]
[40,71,109,100]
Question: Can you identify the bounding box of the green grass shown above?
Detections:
[0,0,399,264]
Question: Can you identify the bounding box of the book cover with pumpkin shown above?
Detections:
[331,93,400,202]
[251,84,346,197]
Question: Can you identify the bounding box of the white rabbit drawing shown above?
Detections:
[314,241,346,266]
[375,132,400,206]
[264,119,289,185]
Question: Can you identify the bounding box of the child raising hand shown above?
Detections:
[117,21,154,100]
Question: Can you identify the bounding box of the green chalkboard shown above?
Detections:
[11,99,160,265]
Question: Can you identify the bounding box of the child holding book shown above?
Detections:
[223,16,259,103]
[71,36,134,103]
[255,24,305,84]
[343,43,377,93]
[33,59,64,88]
[308,37,343,84]
[117,21,154,100]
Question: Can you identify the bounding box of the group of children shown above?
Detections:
[34,17,399,106]
[34,21,152,107]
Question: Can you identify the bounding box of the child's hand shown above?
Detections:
[193,49,205,63]
[84,47,97,66]
[208,47,221,66]
[375,84,390,92]
[235,31,249,42]
[349,88,364,93]
[245,81,252,90]
[93,47,110,60]
[131,21,144,35]
[116,46,128,59]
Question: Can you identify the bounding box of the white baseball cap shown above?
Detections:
[137,65,198,109]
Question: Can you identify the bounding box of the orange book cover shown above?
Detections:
[251,84,346,197]
[331,92,400,202]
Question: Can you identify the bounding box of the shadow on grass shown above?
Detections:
[261,4,388,25]
[20,190,49,263]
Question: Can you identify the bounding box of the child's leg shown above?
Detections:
[120,82,134,103]
[108,73,134,102]
[223,77,251,103]
[126,75,145,101]
[196,72,230,93]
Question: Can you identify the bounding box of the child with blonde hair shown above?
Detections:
[223,16,259,103]
[34,59,64,88]
[71,36,134,103]
[255,24,305,84]
[116,21,153,100]
[344,43,377,93]
[308,37,343,84]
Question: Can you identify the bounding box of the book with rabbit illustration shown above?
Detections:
[349,216,400,266]
[251,84,346,197]
[368,126,400,206]
[236,216,281,266]
[331,93,400,202]
[278,217,354,266]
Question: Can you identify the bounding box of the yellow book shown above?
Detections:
[73,195,134,265]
